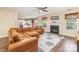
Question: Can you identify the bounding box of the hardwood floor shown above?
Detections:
[0,35,77,52]
[38,33,77,52]
[55,37,77,52]
[0,37,8,52]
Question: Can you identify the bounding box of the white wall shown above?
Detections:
[0,9,18,37]
[59,12,77,37]
[43,9,79,37]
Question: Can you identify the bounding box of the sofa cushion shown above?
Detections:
[13,34,26,42]
[9,36,15,44]
[26,31,39,35]
[11,31,19,38]
[11,30,25,42]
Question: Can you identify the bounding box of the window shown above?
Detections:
[65,12,78,30]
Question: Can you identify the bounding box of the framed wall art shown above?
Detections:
[51,16,59,20]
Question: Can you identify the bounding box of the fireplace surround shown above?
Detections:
[50,25,59,34]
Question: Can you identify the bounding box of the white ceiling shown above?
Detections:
[2,7,79,19]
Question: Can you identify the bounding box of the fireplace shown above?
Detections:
[50,25,59,34]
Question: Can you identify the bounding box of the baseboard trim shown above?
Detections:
[60,34,75,38]
[0,35,8,38]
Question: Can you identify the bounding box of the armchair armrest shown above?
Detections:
[8,37,38,52]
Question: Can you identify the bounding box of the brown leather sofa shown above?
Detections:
[29,26,44,34]
[8,27,44,52]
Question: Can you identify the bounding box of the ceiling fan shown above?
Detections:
[34,7,48,13]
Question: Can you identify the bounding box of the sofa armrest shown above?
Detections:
[8,37,38,52]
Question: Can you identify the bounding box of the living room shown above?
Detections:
[0,7,78,52]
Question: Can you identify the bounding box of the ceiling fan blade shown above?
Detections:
[42,7,48,9]
[41,9,48,12]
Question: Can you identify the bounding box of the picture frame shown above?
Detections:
[51,16,59,20]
